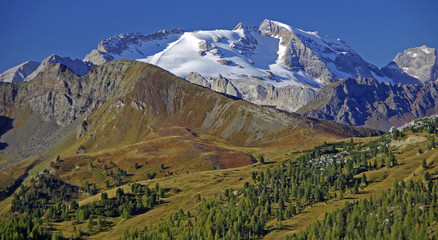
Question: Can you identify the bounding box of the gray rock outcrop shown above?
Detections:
[186,72,210,88]
[211,74,239,97]
[84,29,184,65]
[186,72,318,112]
[382,45,437,85]
[24,54,94,82]
[259,19,382,84]
[0,61,40,83]
[298,77,438,131]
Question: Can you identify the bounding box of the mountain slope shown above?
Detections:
[47,115,438,240]
[0,60,378,170]
[258,20,385,84]
[298,77,438,131]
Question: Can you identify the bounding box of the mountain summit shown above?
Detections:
[85,19,387,87]
[80,20,401,113]
[0,54,93,83]
[382,45,438,85]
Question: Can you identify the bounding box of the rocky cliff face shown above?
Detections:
[382,45,438,85]
[258,20,383,85]
[0,55,94,83]
[0,61,40,83]
[24,55,94,82]
[83,29,184,65]
[298,78,438,131]
[186,72,318,113]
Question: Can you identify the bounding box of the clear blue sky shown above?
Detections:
[0,0,437,72]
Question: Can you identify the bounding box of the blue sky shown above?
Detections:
[0,0,437,72]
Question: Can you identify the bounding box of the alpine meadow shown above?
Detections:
[1,2,438,239]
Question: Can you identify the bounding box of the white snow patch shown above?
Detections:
[326,62,352,79]
[136,27,324,89]
[406,51,417,58]
[421,46,431,54]
[371,71,394,84]
[271,21,292,31]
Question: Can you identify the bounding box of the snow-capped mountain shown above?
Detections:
[83,19,398,112]
[0,55,94,83]
[1,19,435,114]
[258,20,389,84]
[85,20,389,87]
[84,29,184,65]
[0,61,40,83]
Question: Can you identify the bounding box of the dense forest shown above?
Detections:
[288,179,438,240]
[1,173,165,239]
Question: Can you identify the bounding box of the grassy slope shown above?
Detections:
[264,132,433,239]
[0,128,432,239]
[47,129,347,239]
[49,131,434,240]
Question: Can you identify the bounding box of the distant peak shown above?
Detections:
[402,45,435,54]
[98,29,185,55]
[43,54,84,64]
[259,19,293,36]
[418,45,435,55]
[233,22,246,30]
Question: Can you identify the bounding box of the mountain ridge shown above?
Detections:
[0,59,378,166]
[298,77,438,131]
[1,20,436,131]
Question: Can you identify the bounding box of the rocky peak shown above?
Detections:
[0,61,40,83]
[0,55,94,83]
[259,19,291,37]
[211,74,239,97]
[232,22,258,33]
[186,72,211,88]
[98,29,184,55]
[85,29,184,65]
[233,22,246,31]
[258,19,381,84]
[382,45,437,85]
[24,54,94,82]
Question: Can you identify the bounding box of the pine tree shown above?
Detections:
[425,172,431,181]
[361,173,367,187]
[87,217,94,233]
[122,208,130,219]
[97,216,103,231]
[422,159,428,169]
[259,156,265,164]
[159,188,165,198]
[353,181,359,194]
